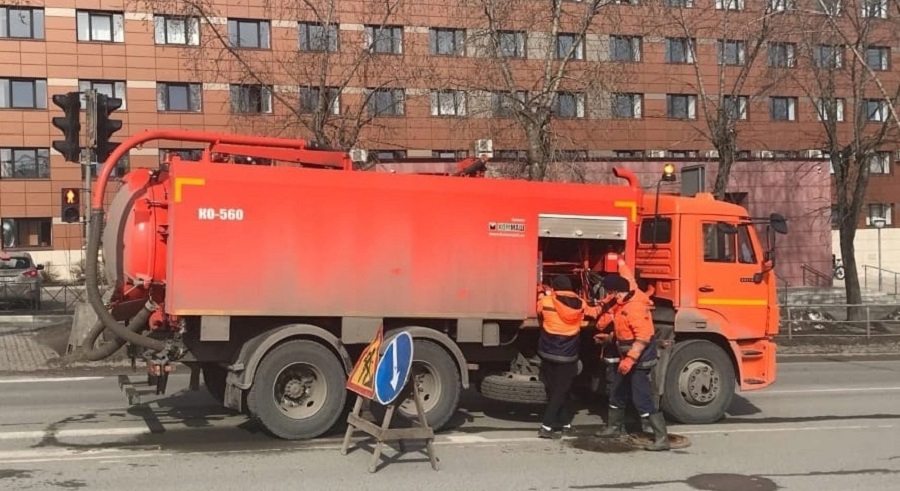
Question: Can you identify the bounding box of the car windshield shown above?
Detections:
[0,257,31,270]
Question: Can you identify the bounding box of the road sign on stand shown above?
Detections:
[346,324,384,399]
[374,331,414,406]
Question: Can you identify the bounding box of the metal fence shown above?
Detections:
[0,284,85,315]
[779,303,900,340]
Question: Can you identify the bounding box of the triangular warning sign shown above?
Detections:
[346,324,384,399]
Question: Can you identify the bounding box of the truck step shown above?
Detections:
[740,349,763,359]
[743,378,766,385]
[117,374,159,406]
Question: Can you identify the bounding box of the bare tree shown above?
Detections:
[135,0,430,152]
[783,0,900,318]
[653,0,783,199]
[457,0,618,181]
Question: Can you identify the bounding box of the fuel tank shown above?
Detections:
[102,168,170,300]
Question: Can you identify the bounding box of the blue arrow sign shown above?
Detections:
[374,331,415,406]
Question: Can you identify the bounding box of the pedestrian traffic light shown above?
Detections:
[95,93,123,165]
[61,188,81,224]
[51,92,81,163]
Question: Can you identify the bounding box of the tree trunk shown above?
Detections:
[711,137,736,200]
[839,224,864,321]
[525,124,551,181]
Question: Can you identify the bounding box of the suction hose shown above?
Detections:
[77,302,155,361]
[85,209,166,352]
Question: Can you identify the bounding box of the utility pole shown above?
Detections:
[82,89,97,241]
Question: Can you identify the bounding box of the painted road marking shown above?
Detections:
[0,376,106,384]
[752,386,900,395]
[0,427,152,441]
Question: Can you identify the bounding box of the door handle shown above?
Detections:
[699,286,715,293]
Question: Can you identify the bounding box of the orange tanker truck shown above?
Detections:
[66,130,787,440]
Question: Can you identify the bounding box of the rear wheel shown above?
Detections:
[247,340,346,440]
[660,339,735,424]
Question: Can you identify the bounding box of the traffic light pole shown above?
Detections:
[82,89,97,241]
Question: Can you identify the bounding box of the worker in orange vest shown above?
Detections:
[535,275,587,439]
[593,269,670,451]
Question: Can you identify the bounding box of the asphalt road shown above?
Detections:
[0,357,898,490]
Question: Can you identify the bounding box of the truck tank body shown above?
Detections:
[158,161,640,318]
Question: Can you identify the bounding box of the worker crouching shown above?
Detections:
[594,273,670,451]
[536,275,586,439]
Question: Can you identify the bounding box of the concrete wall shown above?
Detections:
[832,229,900,293]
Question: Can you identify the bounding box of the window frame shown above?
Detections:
[227,18,271,49]
[0,147,50,179]
[612,93,642,119]
[667,93,697,120]
[76,10,124,43]
[365,25,403,54]
[1,217,52,249]
[78,80,127,110]
[299,86,340,115]
[0,77,47,109]
[229,84,273,114]
[157,82,202,112]
[367,88,405,117]
[0,6,44,40]
[769,96,796,121]
[299,21,338,52]
[430,90,467,117]
[553,92,585,118]
[154,15,200,46]
[556,33,584,60]
[430,28,466,56]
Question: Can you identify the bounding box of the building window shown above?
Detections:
[610,36,641,62]
[615,150,644,158]
[769,0,794,11]
[816,45,843,68]
[0,6,44,39]
[557,150,588,161]
[612,93,642,118]
[667,94,697,119]
[556,34,584,60]
[365,25,402,54]
[228,18,270,49]
[816,98,845,122]
[368,150,407,162]
[432,150,467,159]
[498,31,526,58]
[1,148,50,179]
[159,149,203,162]
[0,78,47,109]
[670,150,699,158]
[665,38,695,63]
[157,82,202,112]
[861,0,887,18]
[718,40,746,66]
[770,97,796,121]
[868,152,891,175]
[768,42,796,68]
[1,218,51,249]
[715,0,744,10]
[723,95,748,120]
[495,150,528,161]
[430,28,465,56]
[866,47,890,71]
[430,90,466,116]
[866,99,889,122]
[299,22,338,52]
[666,0,694,6]
[867,204,892,227]
[491,91,525,118]
[229,84,272,114]
[78,80,126,110]
[154,15,199,45]
[553,92,585,118]
[76,10,124,43]
[367,88,404,116]
[299,87,340,114]
[815,0,841,15]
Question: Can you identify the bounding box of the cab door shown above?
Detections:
[695,221,770,339]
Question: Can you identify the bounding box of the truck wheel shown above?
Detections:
[661,339,735,424]
[480,373,547,404]
[201,363,227,404]
[247,340,346,440]
[370,340,460,431]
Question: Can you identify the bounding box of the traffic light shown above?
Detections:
[51,92,81,163]
[61,188,81,224]
[95,93,123,164]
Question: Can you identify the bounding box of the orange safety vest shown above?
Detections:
[536,290,585,363]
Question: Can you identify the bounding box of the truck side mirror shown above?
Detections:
[770,213,788,235]
[753,272,764,284]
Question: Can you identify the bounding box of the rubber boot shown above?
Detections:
[644,412,671,451]
[595,407,625,438]
[641,416,652,434]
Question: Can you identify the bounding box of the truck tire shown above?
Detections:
[480,373,547,404]
[370,340,460,431]
[660,339,735,424]
[201,363,227,404]
[247,340,346,440]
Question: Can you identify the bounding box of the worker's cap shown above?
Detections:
[602,274,630,293]
[551,275,573,291]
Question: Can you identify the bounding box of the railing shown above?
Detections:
[775,274,790,305]
[801,263,832,288]
[0,284,85,315]
[780,303,900,340]
[863,265,900,296]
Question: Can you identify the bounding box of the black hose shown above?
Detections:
[86,209,166,352]
[78,303,154,361]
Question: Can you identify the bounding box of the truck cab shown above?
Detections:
[634,192,785,423]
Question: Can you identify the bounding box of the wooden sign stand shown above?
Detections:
[340,376,440,473]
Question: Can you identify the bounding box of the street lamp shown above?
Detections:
[873,217,886,291]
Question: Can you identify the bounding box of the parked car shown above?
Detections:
[0,252,43,310]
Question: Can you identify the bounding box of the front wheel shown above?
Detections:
[660,339,735,424]
[370,340,461,431]
[247,340,347,440]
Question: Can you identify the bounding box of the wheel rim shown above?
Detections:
[400,361,442,415]
[677,359,721,407]
[272,362,327,420]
